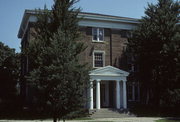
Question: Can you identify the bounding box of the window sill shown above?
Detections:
[92,40,105,43]
[128,100,140,102]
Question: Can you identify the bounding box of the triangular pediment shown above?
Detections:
[89,66,129,77]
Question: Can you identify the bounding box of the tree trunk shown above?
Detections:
[53,117,57,122]
[53,114,57,122]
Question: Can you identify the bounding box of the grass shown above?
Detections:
[87,121,112,122]
[156,119,180,122]
[72,117,92,120]
[129,103,180,117]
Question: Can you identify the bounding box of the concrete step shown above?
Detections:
[89,108,135,118]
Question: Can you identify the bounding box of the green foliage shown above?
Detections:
[0,42,16,66]
[161,89,180,108]
[128,0,180,106]
[25,0,89,121]
[0,42,20,108]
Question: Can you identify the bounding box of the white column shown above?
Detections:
[123,80,127,109]
[90,80,93,109]
[116,80,120,109]
[96,79,101,109]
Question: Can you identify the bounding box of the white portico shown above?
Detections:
[88,66,129,110]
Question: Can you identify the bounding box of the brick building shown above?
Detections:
[18,10,140,110]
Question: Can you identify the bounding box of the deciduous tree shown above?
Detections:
[128,0,180,107]
[0,42,20,109]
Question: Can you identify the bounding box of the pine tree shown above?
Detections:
[128,0,180,106]
[26,0,89,122]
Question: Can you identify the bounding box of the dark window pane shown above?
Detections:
[93,35,97,40]
[135,85,139,101]
[94,52,103,67]
[127,85,132,100]
[93,28,97,41]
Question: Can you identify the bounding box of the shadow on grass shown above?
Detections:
[0,106,89,120]
[156,118,180,122]
[129,103,180,118]
[0,109,51,120]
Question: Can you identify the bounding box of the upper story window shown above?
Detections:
[93,51,105,68]
[92,28,104,42]
[128,64,135,72]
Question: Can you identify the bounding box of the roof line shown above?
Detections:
[18,9,140,38]
[24,9,139,20]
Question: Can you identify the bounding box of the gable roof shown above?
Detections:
[89,65,129,77]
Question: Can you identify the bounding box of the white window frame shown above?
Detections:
[93,50,105,68]
[92,28,104,42]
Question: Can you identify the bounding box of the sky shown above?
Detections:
[0,0,157,53]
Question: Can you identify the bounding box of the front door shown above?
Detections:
[109,81,115,108]
[100,82,110,108]
[100,83,106,107]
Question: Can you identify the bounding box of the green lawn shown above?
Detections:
[72,117,92,120]
[156,119,180,122]
[73,117,113,122]
[87,121,112,122]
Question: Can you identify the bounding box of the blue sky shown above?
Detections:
[0,0,157,52]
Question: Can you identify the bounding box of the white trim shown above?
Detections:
[78,13,139,24]
[18,11,139,38]
[79,20,137,30]
[90,75,127,82]
[90,65,129,77]
[90,66,129,81]
[96,79,101,109]
[93,50,105,68]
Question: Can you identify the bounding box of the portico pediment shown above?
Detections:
[89,66,128,110]
[89,66,129,77]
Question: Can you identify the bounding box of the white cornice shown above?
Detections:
[18,10,140,39]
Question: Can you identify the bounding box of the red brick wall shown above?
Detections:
[79,27,128,70]
[27,26,128,70]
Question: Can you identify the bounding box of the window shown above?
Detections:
[135,85,139,101]
[127,82,140,101]
[92,28,104,42]
[127,85,133,100]
[128,63,135,72]
[93,51,105,68]
[120,30,131,38]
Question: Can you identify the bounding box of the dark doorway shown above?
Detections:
[100,83,106,108]
[109,81,115,108]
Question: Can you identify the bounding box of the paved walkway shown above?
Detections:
[0,117,162,122]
